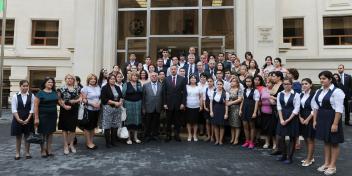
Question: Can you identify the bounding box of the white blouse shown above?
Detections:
[311,84,345,113]
[11,92,35,114]
[203,87,215,101]
[210,91,230,103]
[300,90,314,115]
[186,85,203,108]
[277,90,300,115]
[243,88,260,101]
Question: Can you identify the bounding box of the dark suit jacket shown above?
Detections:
[182,63,198,77]
[101,85,123,105]
[341,73,352,98]
[142,82,163,113]
[162,75,187,110]
[220,61,231,71]
[162,58,171,71]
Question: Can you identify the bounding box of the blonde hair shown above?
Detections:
[127,71,140,81]
[64,74,76,86]
[86,73,98,86]
[230,76,240,88]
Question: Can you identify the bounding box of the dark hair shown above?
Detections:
[301,78,313,85]
[162,48,169,52]
[283,77,293,84]
[333,73,341,83]
[188,74,197,85]
[272,71,284,81]
[274,57,282,66]
[19,80,29,86]
[207,76,214,81]
[98,68,107,86]
[318,70,337,86]
[244,76,254,89]
[40,77,56,91]
[287,68,299,80]
[200,72,208,79]
[216,79,224,85]
[245,51,253,60]
[140,70,149,80]
[249,60,260,73]
[148,64,155,70]
[107,74,117,84]
[112,65,119,69]
[75,76,83,88]
[158,70,166,75]
[262,56,273,69]
[254,75,266,87]
[216,62,224,70]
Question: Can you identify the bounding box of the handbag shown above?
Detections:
[26,129,44,144]
[78,102,89,126]
[120,107,127,122]
[117,126,129,139]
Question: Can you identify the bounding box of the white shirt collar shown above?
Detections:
[320,84,335,91]
[17,91,29,96]
[281,89,295,94]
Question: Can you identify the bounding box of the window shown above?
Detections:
[202,0,234,6]
[117,11,147,49]
[29,70,56,93]
[151,10,198,35]
[31,20,59,46]
[283,18,304,46]
[0,19,15,45]
[323,16,352,46]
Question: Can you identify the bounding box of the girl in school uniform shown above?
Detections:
[11,80,35,160]
[239,76,260,149]
[312,71,345,175]
[276,78,300,164]
[299,78,316,167]
[203,77,216,142]
[210,80,229,145]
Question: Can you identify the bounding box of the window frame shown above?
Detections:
[282,17,305,47]
[28,18,61,48]
[322,15,352,47]
[0,18,16,47]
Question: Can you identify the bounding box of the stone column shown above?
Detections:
[72,0,104,79]
[102,0,117,69]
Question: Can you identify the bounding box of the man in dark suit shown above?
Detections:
[163,65,187,142]
[156,58,167,74]
[183,54,198,78]
[195,61,209,82]
[338,64,352,126]
[142,72,163,142]
[161,49,171,71]
[123,53,139,75]
[218,53,231,71]
[205,58,216,80]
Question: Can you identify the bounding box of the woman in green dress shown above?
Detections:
[34,77,59,158]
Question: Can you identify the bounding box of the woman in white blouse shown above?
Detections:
[81,74,101,150]
[186,75,203,142]
[299,78,316,167]
[312,71,345,175]
[210,80,229,145]
[276,78,301,164]
[203,77,216,142]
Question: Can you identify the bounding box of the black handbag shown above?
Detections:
[26,129,44,144]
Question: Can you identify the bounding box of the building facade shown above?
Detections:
[1,0,352,102]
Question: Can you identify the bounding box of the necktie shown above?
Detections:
[189,64,193,76]
[210,70,213,76]
[172,76,176,87]
[341,74,344,85]
[152,83,157,95]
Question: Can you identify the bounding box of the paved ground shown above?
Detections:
[0,109,351,176]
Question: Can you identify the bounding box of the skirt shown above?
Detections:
[82,109,100,131]
[276,116,299,137]
[58,106,79,132]
[315,108,344,144]
[229,105,241,128]
[186,107,200,124]
[102,105,122,129]
[11,116,34,136]
[124,100,142,130]
[38,110,58,135]
[212,102,226,126]
[261,113,276,136]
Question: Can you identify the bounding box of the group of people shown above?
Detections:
[10,47,351,176]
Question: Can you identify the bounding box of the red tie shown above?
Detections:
[172,76,176,87]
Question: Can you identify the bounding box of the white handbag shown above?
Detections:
[117,127,129,139]
[120,107,127,121]
[77,102,85,120]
